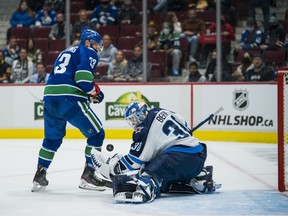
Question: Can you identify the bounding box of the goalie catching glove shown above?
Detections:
[91,148,122,183]
[88,83,104,103]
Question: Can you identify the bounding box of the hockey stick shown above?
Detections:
[26,88,43,102]
[191,107,224,133]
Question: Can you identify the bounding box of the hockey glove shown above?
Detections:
[88,83,104,103]
[89,91,104,103]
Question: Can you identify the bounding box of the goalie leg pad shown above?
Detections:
[113,174,137,196]
[113,173,160,203]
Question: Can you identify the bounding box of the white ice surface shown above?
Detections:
[0,139,288,216]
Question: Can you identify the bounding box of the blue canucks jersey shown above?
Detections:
[44,45,99,102]
[118,108,203,172]
[239,29,265,50]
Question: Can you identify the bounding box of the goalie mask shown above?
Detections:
[80,29,103,53]
[125,101,150,130]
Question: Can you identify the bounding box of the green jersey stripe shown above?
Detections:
[75,70,94,82]
[39,148,55,160]
[44,84,87,97]
[78,101,102,132]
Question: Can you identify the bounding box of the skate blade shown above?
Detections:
[214,183,222,190]
[31,182,46,192]
[113,192,145,203]
[79,179,106,191]
[207,182,222,192]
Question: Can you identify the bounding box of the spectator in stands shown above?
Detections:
[29,62,49,84]
[158,21,182,76]
[102,50,128,82]
[35,0,57,27]
[260,14,286,51]
[136,21,159,51]
[3,36,20,66]
[0,51,12,84]
[199,15,235,68]
[91,0,118,30]
[146,21,159,51]
[205,50,232,82]
[11,48,34,84]
[72,9,95,42]
[248,0,270,33]
[7,0,35,41]
[231,52,254,81]
[183,61,207,82]
[245,54,275,81]
[221,0,237,29]
[98,34,118,67]
[9,0,35,28]
[234,17,265,61]
[164,11,182,34]
[26,38,42,70]
[118,0,140,25]
[49,12,72,40]
[124,44,151,82]
[182,7,206,62]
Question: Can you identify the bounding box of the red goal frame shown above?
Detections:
[277,68,288,192]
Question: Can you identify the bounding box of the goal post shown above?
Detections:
[277,68,288,192]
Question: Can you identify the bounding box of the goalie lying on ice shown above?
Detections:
[91,101,221,203]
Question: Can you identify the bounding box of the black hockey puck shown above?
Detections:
[106,144,114,152]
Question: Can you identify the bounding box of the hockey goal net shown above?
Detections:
[278,69,288,192]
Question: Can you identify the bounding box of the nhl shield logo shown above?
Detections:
[233,90,248,110]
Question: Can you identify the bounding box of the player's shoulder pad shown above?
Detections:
[80,45,98,58]
[148,107,162,117]
[145,107,163,123]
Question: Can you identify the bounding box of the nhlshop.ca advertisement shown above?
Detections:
[193,84,276,132]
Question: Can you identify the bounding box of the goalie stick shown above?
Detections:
[190,107,224,133]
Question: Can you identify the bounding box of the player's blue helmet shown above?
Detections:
[125,101,150,129]
[80,29,103,52]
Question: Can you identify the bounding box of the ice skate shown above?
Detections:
[190,166,222,193]
[31,165,49,192]
[79,167,106,191]
[203,165,222,192]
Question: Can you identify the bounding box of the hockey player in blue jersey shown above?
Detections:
[32,29,106,192]
[91,101,221,203]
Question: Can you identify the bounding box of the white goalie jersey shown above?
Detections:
[117,108,203,173]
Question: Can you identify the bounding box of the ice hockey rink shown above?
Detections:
[0,139,288,216]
